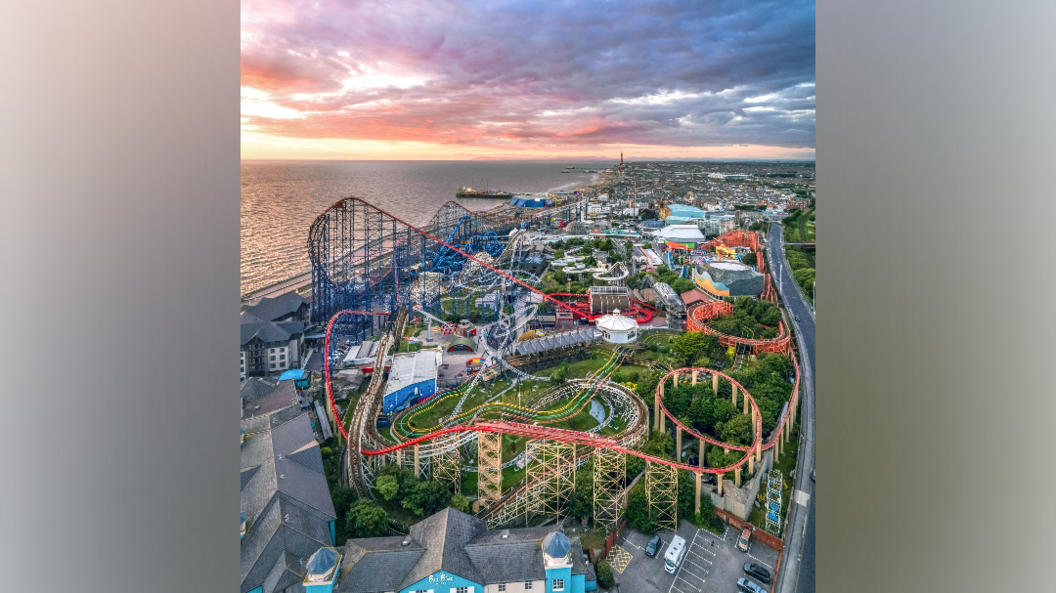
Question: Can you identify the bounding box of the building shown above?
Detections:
[652,282,683,312]
[693,261,765,297]
[242,292,311,324]
[596,309,639,344]
[242,309,306,379]
[446,336,477,353]
[332,508,597,593]
[241,409,337,593]
[655,225,706,250]
[382,349,443,414]
[241,376,303,419]
[664,204,707,226]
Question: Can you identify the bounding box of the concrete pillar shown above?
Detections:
[413,444,420,477]
[660,409,666,433]
[676,426,682,461]
[717,473,724,496]
[735,467,741,487]
[743,391,750,415]
[396,448,402,467]
[724,447,729,455]
[774,436,780,463]
[751,406,757,432]
[695,472,702,513]
[673,373,679,388]
[749,453,754,474]
[732,383,738,407]
[756,441,762,463]
[692,370,698,385]
[712,373,719,393]
[699,440,705,468]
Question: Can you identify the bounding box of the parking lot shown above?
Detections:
[609,520,780,593]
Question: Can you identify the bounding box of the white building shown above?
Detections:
[595,309,639,344]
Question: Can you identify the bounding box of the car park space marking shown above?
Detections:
[747,553,773,570]
[686,550,713,564]
[684,557,710,573]
[667,530,703,593]
[675,575,703,591]
[607,545,633,573]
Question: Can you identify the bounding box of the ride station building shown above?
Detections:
[382,349,443,414]
[331,508,597,593]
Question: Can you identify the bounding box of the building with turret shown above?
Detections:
[332,508,596,593]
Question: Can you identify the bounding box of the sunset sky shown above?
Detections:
[241,0,815,160]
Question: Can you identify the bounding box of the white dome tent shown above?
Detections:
[595,308,639,344]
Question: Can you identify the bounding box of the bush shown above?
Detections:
[596,561,616,589]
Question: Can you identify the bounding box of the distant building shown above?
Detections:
[382,349,443,414]
[333,508,596,593]
[241,409,336,593]
[656,225,706,250]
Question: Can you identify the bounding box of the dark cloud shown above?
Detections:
[241,0,815,149]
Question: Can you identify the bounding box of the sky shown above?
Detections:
[241,0,815,160]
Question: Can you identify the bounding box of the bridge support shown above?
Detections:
[477,431,503,507]
[735,467,741,487]
[433,434,462,495]
[692,369,698,385]
[646,460,678,532]
[749,453,754,474]
[694,472,702,514]
[743,390,749,415]
[593,448,626,532]
[676,426,682,462]
[732,383,738,407]
[717,472,724,496]
[712,373,719,394]
[673,372,679,388]
[527,440,576,522]
[414,444,420,477]
[699,439,705,468]
[396,448,402,467]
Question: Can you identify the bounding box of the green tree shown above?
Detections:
[450,493,470,513]
[596,562,616,589]
[626,484,653,533]
[671,332,706,366]
[719,414,753,446]
[741,252,757,267]
[670,277,695,295]
[402,480,453,517]
[376,474,399,501]
[551,364,568,385]
[331,486,358,545]
[347,499,389,538]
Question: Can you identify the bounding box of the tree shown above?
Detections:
[671,332,706,366]
[347,499,389,538]
[741,252,757,267]
[596,562,616,589]
[551,364,568,385]
[376,474,399,501]
[626,484,653,533]
[450,493,470,513]
[719,414,753,446]
[670,277,695,295]
[331,486,359,545]
[402,480,453,517]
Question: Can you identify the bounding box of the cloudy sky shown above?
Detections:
[241,0,815,160]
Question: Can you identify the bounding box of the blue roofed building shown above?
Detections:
[330,508,596,593]
[382,349,442,414]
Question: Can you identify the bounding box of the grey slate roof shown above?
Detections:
[241,410,336,593]
[336,510,596,593]
[241,320,306,347]
[513,328,597,356]
[242,292,309,322]
[242,378,300,419]
[337,536,426,593]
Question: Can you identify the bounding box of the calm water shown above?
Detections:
[240,160,605,294]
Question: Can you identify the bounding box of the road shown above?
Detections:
[767,223,816,593]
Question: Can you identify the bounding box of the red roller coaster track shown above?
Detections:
[320,208,799,481]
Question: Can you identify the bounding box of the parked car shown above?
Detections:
[645,535,662,558]
[736,528,752,552]
[743,563,771,584]
[737,577,767,593]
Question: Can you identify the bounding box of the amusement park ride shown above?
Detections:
[311,195,800,535]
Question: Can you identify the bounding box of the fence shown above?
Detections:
[587,517,629,565]
[716,508,784,552]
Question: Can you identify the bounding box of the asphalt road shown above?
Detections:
[767,223,816,593]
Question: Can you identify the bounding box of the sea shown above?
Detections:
[240,160,605,295]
